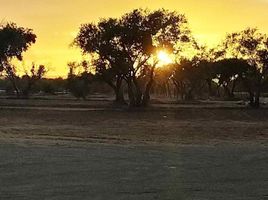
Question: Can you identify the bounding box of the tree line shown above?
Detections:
[1,9,268,108]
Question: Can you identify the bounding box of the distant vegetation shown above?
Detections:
[1,9,268,108]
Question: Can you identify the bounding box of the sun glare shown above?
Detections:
[157,50,173,66]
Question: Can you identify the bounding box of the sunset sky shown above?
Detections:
[1,0,268,77]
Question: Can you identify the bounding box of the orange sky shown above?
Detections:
[1,0,268,77]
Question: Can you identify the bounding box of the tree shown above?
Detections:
[1,63,46,98]
[0,23,36,65]
[171,58,205,100]
[74,9,191,106]
[94,58,126,104]
[67,62,94,99]
[154,65,174,97]
[20,64,47,97]
[74,18,127,104]
[0,23,36,97]
[222,28,268,107]
[212,58,251,99]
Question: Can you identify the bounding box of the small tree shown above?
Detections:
[0,23,36,97]
[20,64,46,97]
[67,62,94,99]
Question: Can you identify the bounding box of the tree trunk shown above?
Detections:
[142,66,155,106]
[254,93,260,108]
[216,85,221,97]
[242,77,261,108]
[132,76,142,106]
[223,84,233,99]
[103,77,125,105]
[252,80,262,108]
[230,79,237,98]
[114,87,125,104]
[8,76,20,98]
[114,78,125,104]
[248,91,255,107]
[127,78,136,107]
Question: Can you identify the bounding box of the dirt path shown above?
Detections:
[0,139,267,200]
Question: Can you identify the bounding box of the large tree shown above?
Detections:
[74,9,191,106]
[222,28,268,107]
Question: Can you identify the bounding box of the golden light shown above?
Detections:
[157,50,173,66]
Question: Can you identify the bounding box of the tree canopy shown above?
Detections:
[0,23,36,63]
[74,9,191,106]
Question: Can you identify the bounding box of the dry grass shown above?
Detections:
[0,98,267,145]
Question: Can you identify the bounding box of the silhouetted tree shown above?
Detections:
[171,59,205,100]
[154,65,174,97]
[74,9,190,106]
[67,62,94,99]
[222,28,268,107]
[0,23,36,97]
[212,59,251,99]
[1,63,46,98]
[2,63,20,96]
[94,58,126,104]
[74,18,127,104]
[20,64,46,97]
[0,22,36,66]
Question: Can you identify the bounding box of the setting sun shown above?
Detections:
[157,51,173,66]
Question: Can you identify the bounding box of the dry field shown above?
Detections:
[0,97,267,145]
[0,97,268,199]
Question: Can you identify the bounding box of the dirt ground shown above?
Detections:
[0,99,267,145]
[0,140,267,200]
[0,98,267,199]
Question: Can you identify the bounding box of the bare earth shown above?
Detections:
[0,98,268,199]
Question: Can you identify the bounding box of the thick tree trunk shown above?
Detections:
[127,78,136,107]
[114,78,125,104]
[242,77,261,108]
[132,76,142,106]
[103,76,126,105]
[142,67,155,106]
